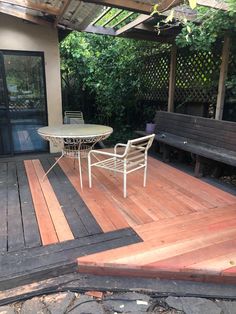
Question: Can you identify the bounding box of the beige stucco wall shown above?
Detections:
[0,13,62,152]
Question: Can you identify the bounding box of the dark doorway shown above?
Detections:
[0,50,48,156]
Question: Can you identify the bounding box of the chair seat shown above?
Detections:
[93,156,146,173]
[88,134,155,198]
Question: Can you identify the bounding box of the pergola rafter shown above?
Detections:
[0,0,60,15]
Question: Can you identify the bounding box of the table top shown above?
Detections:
[38,124,113,139]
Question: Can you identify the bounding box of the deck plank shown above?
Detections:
[7,161,25,252]
[46,157,103,236]
[32,159,74,242]
[16,161,41,249]
[40,157,90,238]
[24,160,58,245]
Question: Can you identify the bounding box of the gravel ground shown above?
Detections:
[0,291,236,314]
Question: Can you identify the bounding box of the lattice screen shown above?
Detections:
[175,49,221,104]
[138,52,170,101]
[138,47,222,115]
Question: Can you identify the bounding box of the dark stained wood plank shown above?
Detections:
[16,161,41,249]
[32,159,74,242]
[40,157,89,238]
[24,160,58,245]
[58,157,118,232]
[43,157,103,236]
[0,162,8,252]
[0,228,141,290]
[7,161,25,252]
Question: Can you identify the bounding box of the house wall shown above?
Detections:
[0,13,62,152]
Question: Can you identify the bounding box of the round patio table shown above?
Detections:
[38,124,113,188]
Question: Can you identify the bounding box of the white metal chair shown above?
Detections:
[88,134,155,198]
[64,111,84,124]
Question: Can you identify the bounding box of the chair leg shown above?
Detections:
[123,172,127,198]
[143,165,147,187]
[88,153,92,188]
[78,153,83,189]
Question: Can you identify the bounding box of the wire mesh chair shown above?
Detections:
[64,111,84,124]
[88,134,155,198]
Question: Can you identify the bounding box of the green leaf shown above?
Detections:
[188,0,197,9]
[165,9,174,23]
[187,25,192,33]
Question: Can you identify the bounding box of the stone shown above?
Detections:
[166,297,222,314]
[43,292,75,314]
[104,292,150,313]
[0,305,15,314]
[217,300,236,314]
[68,294,104,314]
[20,297,47,314]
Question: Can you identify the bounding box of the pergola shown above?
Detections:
[0,0,230,119]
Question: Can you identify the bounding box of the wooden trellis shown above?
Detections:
[138,45,224,118]
[138,52,170,102]
[174,49,221,103]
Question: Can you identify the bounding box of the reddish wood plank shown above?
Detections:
[148,238,236,270]
[32,159,74,242]
[24,160,58,245]
[77,263,236,284]
[58,157,118,232]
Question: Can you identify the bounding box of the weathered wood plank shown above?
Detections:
[44,157,103,236]
[0,228,141,290]
[32,159,74,242]
[16,161,41,249]
[7,161,25,252]
[40,157,89,238]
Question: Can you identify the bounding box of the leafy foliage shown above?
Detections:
[60,32,160,143]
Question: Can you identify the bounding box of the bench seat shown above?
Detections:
[136,111,236,176]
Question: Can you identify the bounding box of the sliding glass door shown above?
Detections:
[0,50,48,155]
[0,52,12,155]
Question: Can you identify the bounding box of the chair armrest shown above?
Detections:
[88,149,122,158]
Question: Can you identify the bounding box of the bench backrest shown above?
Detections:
[155,111,236,152]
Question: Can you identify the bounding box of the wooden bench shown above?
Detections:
[136,111,236,177]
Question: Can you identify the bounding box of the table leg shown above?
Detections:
[42,151,65,181]
[78,152,83,189]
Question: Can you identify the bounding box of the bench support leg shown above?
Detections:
[162,144,170,162]
[194,155,204,178]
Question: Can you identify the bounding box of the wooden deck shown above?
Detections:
[1,153,236,289]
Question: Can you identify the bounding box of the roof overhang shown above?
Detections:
[0,0,229,42]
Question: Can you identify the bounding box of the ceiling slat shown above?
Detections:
[0,0,60,15]
[0,5,52,26]
[101,9,123,27]
[115,14,151,35]
[54,0,72,27]
[82,0,183,14]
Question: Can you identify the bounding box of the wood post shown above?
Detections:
[168,44,177,112]
[215,34,231,120]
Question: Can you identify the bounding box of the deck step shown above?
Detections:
[77,261,236,285]
[0,228,141,290]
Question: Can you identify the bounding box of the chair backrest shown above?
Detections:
[64,111,84,124]
[123,134,155,163]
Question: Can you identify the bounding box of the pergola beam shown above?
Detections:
[116,14,151,35]
[54,0,71,27]
[82,0,182,14]
[0,0,60,15]
[0,5,52,26]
